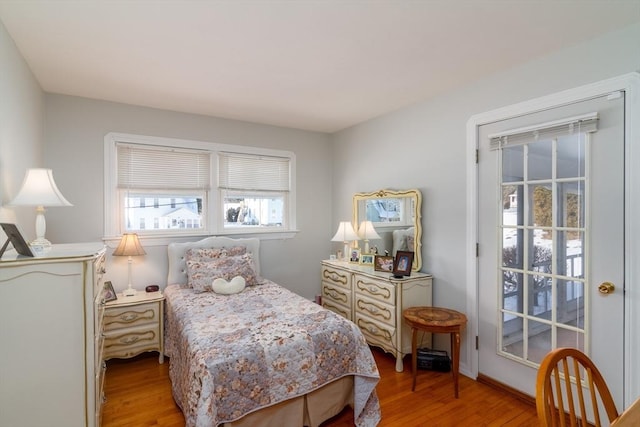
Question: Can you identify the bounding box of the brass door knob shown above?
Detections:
[598,282,615,295]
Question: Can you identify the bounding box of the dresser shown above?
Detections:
[104,291,165,362]
[0,243,107,427]
[321,259,432,372]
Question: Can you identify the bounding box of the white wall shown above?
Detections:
[331,23,640,370]
[0,19,43,235]
[42,95,333,299]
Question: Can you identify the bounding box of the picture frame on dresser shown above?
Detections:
[392,251,414,278]
[360,253,374,266]
[103,281,117,302]
[349,248,361,263]
[374,255,394,272]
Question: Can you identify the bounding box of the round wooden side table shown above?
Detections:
[402,306,467,398]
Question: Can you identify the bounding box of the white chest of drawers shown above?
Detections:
[104,291,165,363]
[0,243,106,427]
[321,260,432,372]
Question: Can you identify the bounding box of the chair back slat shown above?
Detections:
[536,348,619,427]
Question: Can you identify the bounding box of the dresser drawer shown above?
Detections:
[104,301,160,331]
[322,298,351,320]
[321,265,351,289]
[355,293,394,327]
[322,281,351,306]
[355,313,395,353]
[354,274,395,306]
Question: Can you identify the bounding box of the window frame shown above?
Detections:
[104,132,297,246]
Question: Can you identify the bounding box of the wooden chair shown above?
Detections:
[536,347,619,427]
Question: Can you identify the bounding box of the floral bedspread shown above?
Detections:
[164,281,381,427]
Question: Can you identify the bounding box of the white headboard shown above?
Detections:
[166,236,261,285]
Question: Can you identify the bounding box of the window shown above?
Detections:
[104,133,296,241]
[219,153,290,230]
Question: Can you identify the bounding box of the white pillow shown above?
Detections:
[211,276,246,294]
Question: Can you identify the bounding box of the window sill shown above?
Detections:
[103,230,299,248]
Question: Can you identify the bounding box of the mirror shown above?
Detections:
[353,189,422,271]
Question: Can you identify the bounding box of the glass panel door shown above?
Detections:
[499,132,587,366]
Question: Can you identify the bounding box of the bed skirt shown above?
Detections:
[221,376,354,427]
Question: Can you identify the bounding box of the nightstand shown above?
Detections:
[104,291,165,363]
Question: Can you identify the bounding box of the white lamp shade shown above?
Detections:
[9,169,72,207]
[113,233,146,257]
[331,221,359,242]
[358,221,381,240]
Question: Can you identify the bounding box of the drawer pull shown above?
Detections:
[122,336,140,344]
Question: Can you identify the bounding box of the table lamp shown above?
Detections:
[8,168,73,249]
[113,233,146,296]
[331,221,358,261]
[357,220,381,254]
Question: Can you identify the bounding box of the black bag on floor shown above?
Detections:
[417,348,451,372]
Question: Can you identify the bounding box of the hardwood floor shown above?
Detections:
[102,347,539,426]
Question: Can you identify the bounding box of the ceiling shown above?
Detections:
[1,1,639,133]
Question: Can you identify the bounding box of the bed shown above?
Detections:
[164,236,381,427]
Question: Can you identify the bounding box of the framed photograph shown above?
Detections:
[0,223,34,258]
[392,251,414,278]
[103,281,117,302]
[349,248,361,263]
[360,253,375,266]
[374,255,394,272]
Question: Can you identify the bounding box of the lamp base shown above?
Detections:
[123,286,137,297]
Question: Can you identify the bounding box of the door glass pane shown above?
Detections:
[527,319,552,364]
[557,326,585,351]
[530,184,552,227]
[502,145,524,182]
[528,139,553,180]
[502,228,521,267]
[503,272,523,315]
[557,279,584,329]
[529,275,551,317]
[558,231,584,278]
[557,134,585,179]
[531,229,552,273]
[502,184,522,225]
[558,181,584,228]
[502,313,523,358]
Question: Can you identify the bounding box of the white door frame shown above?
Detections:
[465,72,640,406]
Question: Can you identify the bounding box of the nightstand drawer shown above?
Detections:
[104,301,160,331]
[354,275,396,306]
[104,325,161,359]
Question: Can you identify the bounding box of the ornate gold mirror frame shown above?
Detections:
[353,188,422,271]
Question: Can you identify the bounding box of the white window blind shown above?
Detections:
[489,112,598,150]
[117,143,210,190]
[218,152,290,192]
